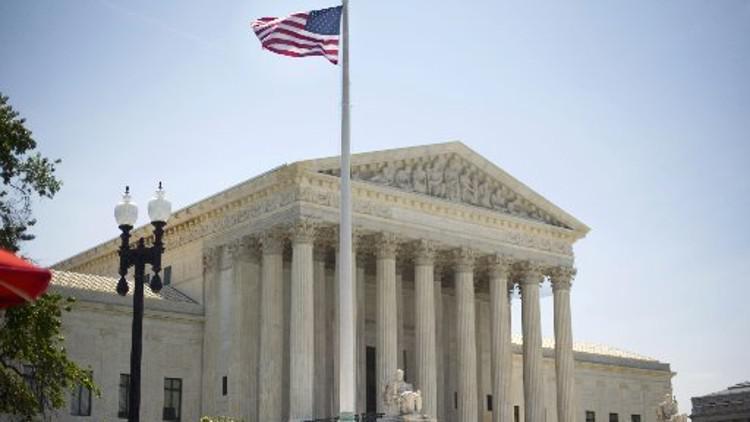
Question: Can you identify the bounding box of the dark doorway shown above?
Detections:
[366,346,376,413]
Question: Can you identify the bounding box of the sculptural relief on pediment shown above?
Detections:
[319,154,568,228]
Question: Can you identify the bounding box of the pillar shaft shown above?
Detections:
[455,248,477,422]
[258,233,284,422]
[519,263,545,422]
[489,258,513,422]
[289,223,316,421]
[229,239,260,420]
[376,234,399,414]
[553,268,576,422]
[434,267,445,422]
[414,241,437,417]
[313,248,329,419]
[200,248,220,417]
[356,255,367,414]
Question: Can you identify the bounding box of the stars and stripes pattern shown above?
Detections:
[251,6,342,65]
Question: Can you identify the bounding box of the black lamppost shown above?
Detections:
[114,183,172,422]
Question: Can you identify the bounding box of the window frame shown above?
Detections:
[118,374,130,419]
[163,265,172,286]
[586,410,596,422]
[70,370,92,416]
[163,377,182,422]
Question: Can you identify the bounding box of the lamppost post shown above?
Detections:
[114,184,171,422]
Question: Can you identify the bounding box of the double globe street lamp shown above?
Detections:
[114,183,172,422]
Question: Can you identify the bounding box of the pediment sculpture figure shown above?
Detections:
[395,164,412,190]
[412,164,427,194]
[371,162,397,186]
[345,154,566,228]
[427,156,446,197]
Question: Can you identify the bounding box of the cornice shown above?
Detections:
[55,156,583,273]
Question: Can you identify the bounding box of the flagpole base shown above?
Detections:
[339,411,356,421]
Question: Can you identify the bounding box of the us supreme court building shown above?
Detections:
[51,142,674,422]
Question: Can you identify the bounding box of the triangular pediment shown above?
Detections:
[301,141,589,234]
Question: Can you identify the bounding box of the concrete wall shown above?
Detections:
[55,302,203,422]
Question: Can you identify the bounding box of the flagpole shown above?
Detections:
[338,0,356,420]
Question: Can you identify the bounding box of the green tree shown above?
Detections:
[0,93,96,420]
[0,295,97,420]
[0,92,61,252]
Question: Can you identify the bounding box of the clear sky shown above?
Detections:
[1,0,748,411]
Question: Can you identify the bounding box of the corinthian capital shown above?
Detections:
[228,237,260,263]
[413,239,437,266]
[514,260,545,285]
[290,219,318,244]
[452,247,476,273]
[259,228,285,254]
[549,265,576,291]
[202,247,221,274]
[374,232,400,259]
[485,254,513,279]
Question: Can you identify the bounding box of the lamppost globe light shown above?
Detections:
[148,182,171,223]
[115,186,138,227]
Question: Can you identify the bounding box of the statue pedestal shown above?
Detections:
[378,416,437,422]
[403,415,437,422]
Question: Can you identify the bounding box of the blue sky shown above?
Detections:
[2,0,749,410]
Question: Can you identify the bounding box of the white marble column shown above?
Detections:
[518,261,545,422]
[313,246,330,419]
[414,240,438,418]
[376,233,399,414]
[258,231,285,422]
[396,266,404,372]
[488,256,513,422]
[434,265,445,422]
[356,253,367,415]
[200,247,220,416]
[552,266,576,422]
[454,247,478,422]
[229,238,261,420]
[289,222,316,421]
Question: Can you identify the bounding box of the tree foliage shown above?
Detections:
[0,92,61,252]
[0,294,97,420]
[0,93,95,420]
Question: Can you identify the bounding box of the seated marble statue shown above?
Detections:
[383,369,423,416]
[656,394,688,422]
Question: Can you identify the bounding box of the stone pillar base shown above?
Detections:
[403,415,437,422]
[379,416,437,422]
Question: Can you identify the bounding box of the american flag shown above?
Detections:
[251,6,342,65]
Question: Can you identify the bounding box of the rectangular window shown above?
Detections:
[514,405,520,422]
[163,378,182,421]
[487,394,493,411]
[610,413,619,422]
[163,266,172,286]
[118,374,130,419]
[22,365,44,408]
[631,416,641,422]
[70,371,92,416]
[222,375,228,396]
[586,411,596,422]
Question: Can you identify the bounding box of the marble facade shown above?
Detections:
[53,142,674,422]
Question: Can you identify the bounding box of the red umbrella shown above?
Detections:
[0,249,51,308]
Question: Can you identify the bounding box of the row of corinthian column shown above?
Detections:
[205,222,577,422]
